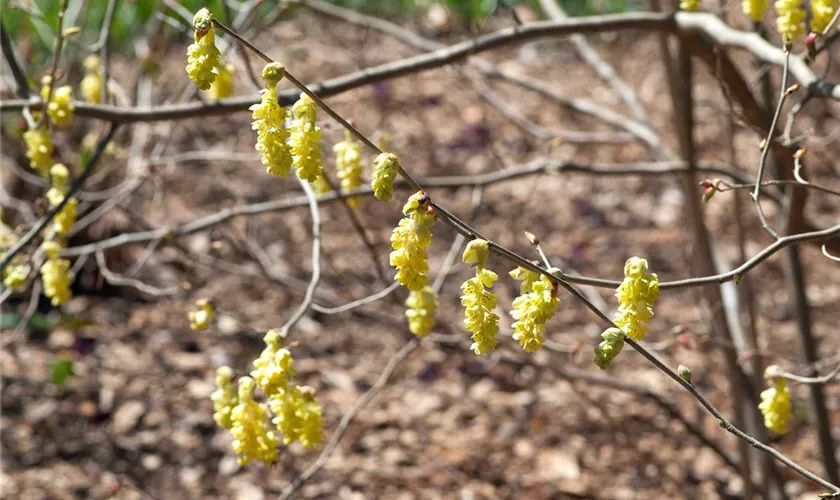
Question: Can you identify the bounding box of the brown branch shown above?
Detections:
[3,12,837,123]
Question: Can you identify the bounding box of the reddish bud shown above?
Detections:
[794,147,807,159]
[675,334,692,349]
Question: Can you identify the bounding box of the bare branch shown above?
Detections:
[4,13,838,122]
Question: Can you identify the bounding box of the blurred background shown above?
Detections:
[2,0,840,499]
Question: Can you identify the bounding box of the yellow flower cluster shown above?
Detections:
[372,152,399,202]
[613,257,659,341]
[230,376,278,465]
[1,221,18,250]
[390,191,435,291]
[40,241,72,305]
[509,266,560,352]
[251,63,293,177]
[811,0,837,33]
[1,225,26,290]
[257,331,324,446]
[212,330,324,465]
[45,164,78,236]
[460,239,500,355]
[680,0,699,11]
[41,77,75,127]
[23,126,55,176]
[80,55,103,104]
[269,384,324,448]
[775,0,806,42]
[334,131,363,207]
[290,93,323,182]
[3,264,28,290]
[189,298,216,331]
[742,0,768,21]
[405,286,437,337]
[311,174,332,194]
[510,265,539,294]
[252,330,296,397]
[594,327,625,370]
[212,366,237,429]
[186,8,221,91]
[209,62,234,100]
[758,367,792,435]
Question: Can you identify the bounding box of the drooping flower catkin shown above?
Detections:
[40,241,72,306]
[250,63,293,177]
[269,385,324,449]
[759,367,792,435]
[230,376,279,466]
[405,286,437,337]
[680,0,699,11]
[811,0,837,33]
[775,0,806,42]
[594,327,625,370]
[251,330,296,398]
[613,257,660,341]
[390,191,435,291]
[189,298,215,331]
[208,62,235,100]
[23,126,55,177]
[45,164,78,236]
[41,76,75,127]
[290,93,323,183]
[208,328,326,458]
[212,366,237,429]
[371,152,399,202]
[80,55,103,103]
[0,225,25,290]
[509,267,560,353]
[186,8,221,91]
[742,0,768,21]
[460,239,500,355]
[3,264,28,290]
[334,131,363,207]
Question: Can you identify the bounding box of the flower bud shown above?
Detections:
[678,365,692,383]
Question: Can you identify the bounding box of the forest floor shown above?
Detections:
[3,5,840,500]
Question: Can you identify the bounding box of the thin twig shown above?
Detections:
[89,0,118,52]
[96,0,119,104]
[6,13,840,122]
[779,363,840,384]
[823,245,840,262]
[751,50,791,240]
[718,179,840,199]
[310,282,399,315]
[38,0,70,128]
[537,0,649,123]
[278,338,420,499]
[273,177,321,340]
